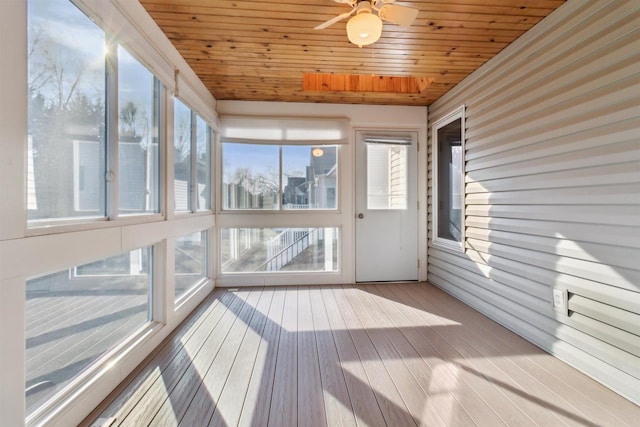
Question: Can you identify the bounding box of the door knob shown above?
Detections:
[357,213,364,219]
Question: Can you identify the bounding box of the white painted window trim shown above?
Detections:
[0,1,217,425]
[215,138,348,285]
[173,97,215,215]
[431,105,466,253]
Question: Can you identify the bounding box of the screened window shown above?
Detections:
[174,99,192,212]
[222,143,279,210]
[221,227,339,273]
[25,247,153,415]
[222,143,338,210]
[196,116,212,211]
[118,46,161,215]
[432,106,465,250]
[175,230,208,301]
[27,0,106,221]
[174,99,213,213]
[27,0,165,225]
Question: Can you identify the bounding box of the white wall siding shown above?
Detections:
[428,0,640,404]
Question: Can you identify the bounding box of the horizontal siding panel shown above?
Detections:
[566,312,640,358]
[467,139,640,181]
[469,43,640,133]
[465,204,640,226]
[430,253,550,301]
[465,119,639,172]
[429,264,550,315]
[465,216,640,248]
[466,73,640,150]
[569,295,640,333]
[427,0,640,403]
[465,183,640,205]
[428,270,640,379]
[430,0,637,117]
[459,247,640,314]
[466,161,640,193]
[466,31,640,137]
[466,237,639,291]
[465,227,640,270]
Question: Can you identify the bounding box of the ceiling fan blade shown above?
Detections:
[378,4,419,27]
[314,8,356,30]
[374,0,395,8]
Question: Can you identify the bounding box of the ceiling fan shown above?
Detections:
[315,0,419,47]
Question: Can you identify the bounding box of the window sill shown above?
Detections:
[431,237,465,253]
[25,214,165,238]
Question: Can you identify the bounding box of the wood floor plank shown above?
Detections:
[237,287,286,427]
[119,289,252,426]
[319,286,388,427]
[356,284,480,427]
[342,285,446,427]
[297,287,327,427]
[185,288,274,427]
[115,289,243,426]
[330,286,418,427]
[369,284,508,426]
[412,284,638,426]
[206,287,274,427]
[379,284,537,426]
[268,286,298,427]
[396,284,571,426]
[411,284,592,427]
[308,287,357,427]
[415,283,639,426]
[83,289,228,425]
[150,288,263,426]
[89,284,640,427]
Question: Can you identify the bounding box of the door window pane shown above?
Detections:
[27,0,106,222]
[367,144,408,210]
[283,146,337,209]
[196,116,211,211]
[174,99,192,212]
[118,46,160,215]
[175,231,208,301]
[222,143,279,209]
[26,247,153,414]
[221,227,339,272]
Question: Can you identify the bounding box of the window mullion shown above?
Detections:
[155,79,165,215]
[190,111,198,212]
[105,37,119,220]
[278,145,283,211]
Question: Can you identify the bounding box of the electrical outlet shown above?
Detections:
[552,288,568,315]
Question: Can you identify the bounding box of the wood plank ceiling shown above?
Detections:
[140,0,567,106]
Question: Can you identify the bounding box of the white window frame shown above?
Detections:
[27,25,165,229]
[173,98,214,215]
[431,105,466,252]
[219,142,340,213]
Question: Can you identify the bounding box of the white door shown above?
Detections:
[355,131,418,282]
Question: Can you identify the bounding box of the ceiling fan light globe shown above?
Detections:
[346,12,382,47]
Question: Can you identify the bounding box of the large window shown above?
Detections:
[27,0,162,225]
[174,99,213,213]
[432,106,465,250]
[222,143,338,210]
[118,46,161,215]
[221,228,339,273]
[25,247,153,415]
[27,0,106,221]
[175,230,208,301]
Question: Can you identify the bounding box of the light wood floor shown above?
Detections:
[85,283,640,427]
